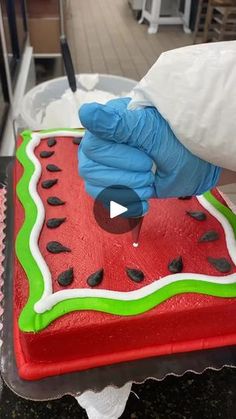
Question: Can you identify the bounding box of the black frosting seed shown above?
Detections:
[87,269,104,287]
[168,256,183,274]
[207,257,232,273]
[199,230,219,242]
[126,268,144,283]
[47,138,57,147]
[186,211,207,221]
[47,241,71,254]
[41,179,58,189]
[58,268,74,286]
[178,196,192,200]
[40,150,54,158]
[46,164,62,172]
[46,217,66,229]
[73,137,82,145]
[47,196,65,206]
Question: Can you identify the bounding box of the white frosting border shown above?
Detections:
[24,132,236,314]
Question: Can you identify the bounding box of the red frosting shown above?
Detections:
[14,135,236,381]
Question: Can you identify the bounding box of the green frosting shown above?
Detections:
[16,130,236,333]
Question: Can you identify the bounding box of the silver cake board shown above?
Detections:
[1,157,236,401]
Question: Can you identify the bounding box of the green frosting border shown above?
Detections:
[16,130,236,332]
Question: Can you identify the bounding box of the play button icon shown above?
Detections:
[93,185,143,235]
[110,201,128,219]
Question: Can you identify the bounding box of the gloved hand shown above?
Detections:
[78,97,221,215]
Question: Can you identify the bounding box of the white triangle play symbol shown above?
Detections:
[110,201,128,219]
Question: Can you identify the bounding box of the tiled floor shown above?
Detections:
[66,0,192,81]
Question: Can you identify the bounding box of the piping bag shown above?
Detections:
[129,216,144,248]
[128,162,157,247]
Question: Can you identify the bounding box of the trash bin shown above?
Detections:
[21,74,137,130]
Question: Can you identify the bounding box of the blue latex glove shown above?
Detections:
[78,98,221,215]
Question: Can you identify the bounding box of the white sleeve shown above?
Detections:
[128,41,236,172]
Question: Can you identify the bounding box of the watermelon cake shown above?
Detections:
[14,129,236,381]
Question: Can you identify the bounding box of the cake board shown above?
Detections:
[0,156,236,406]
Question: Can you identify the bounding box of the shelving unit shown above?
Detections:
[27,1,67,86]
[27,0,66,57]
[0,0,34,156]
[208,5,236,41]
[194,0,236,43]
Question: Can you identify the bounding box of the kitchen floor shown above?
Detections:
[66,0,192,81]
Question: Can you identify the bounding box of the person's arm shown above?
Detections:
[218,169,236,186]
[129,41,236,173]
[79,98,222,217]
